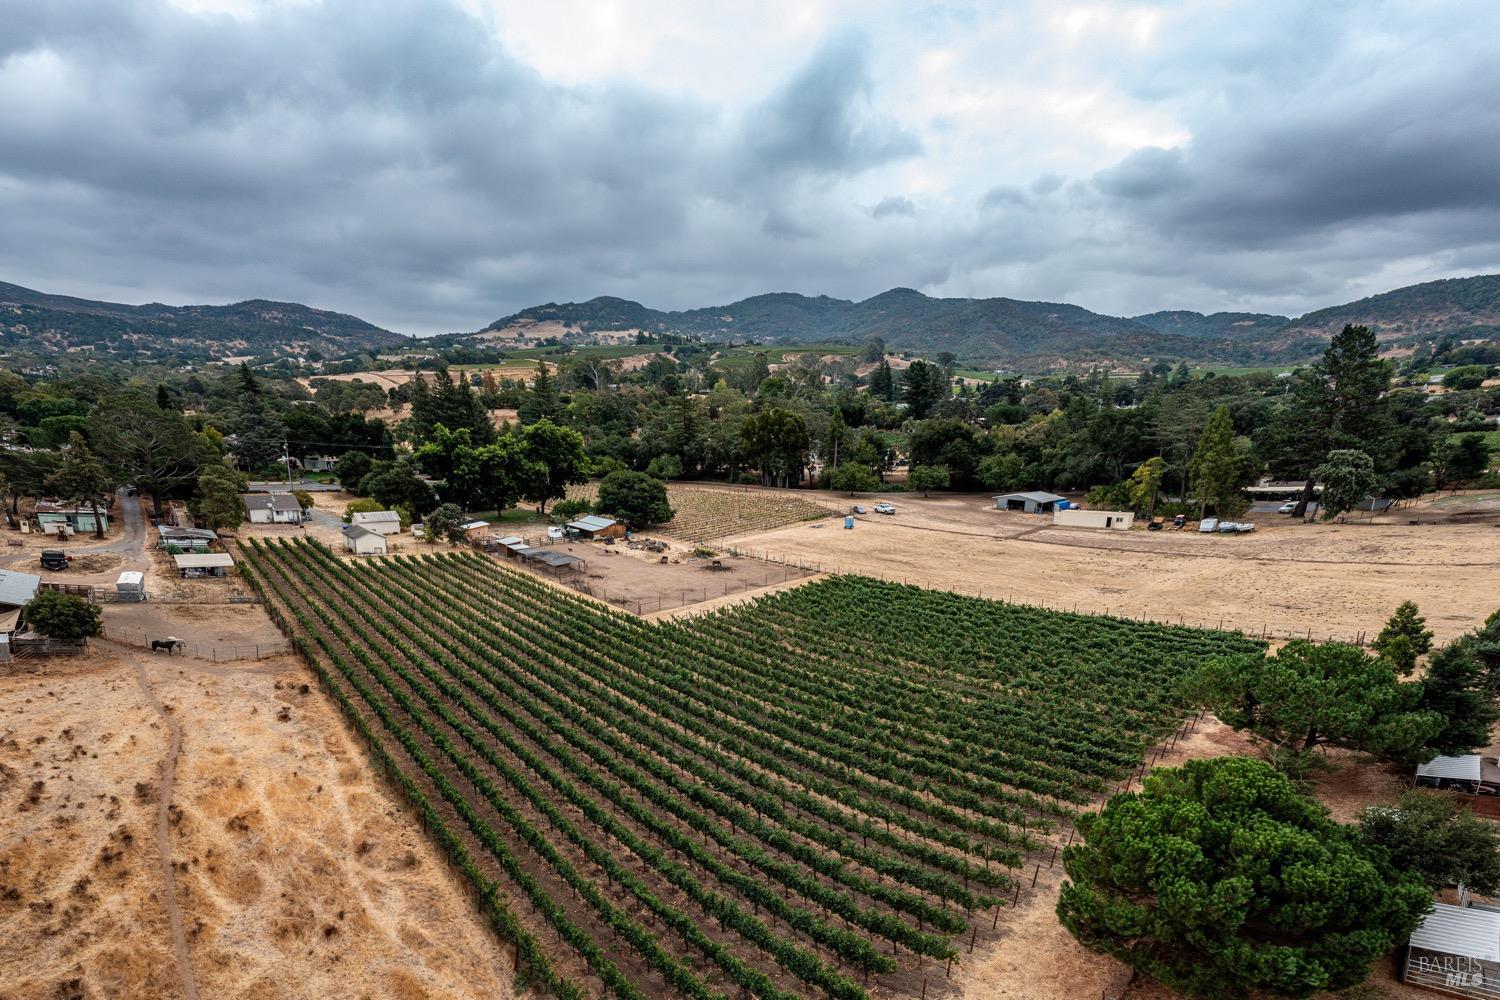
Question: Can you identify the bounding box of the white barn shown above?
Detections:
[1054,508,1134,530]
[342,524,389,556]
[242,493,305,524]
[349,510,402,535]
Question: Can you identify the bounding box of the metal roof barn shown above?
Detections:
[172,553,235,570]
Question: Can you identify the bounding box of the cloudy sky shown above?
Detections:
[2,0,1497,334]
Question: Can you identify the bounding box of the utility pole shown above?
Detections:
[282,441,292,485]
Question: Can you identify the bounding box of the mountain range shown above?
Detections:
[478,274,1500,367]
[4,273,1499,368]
[0,280,408,363]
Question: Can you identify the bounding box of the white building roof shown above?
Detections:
[0,569,42,608]
[993,491,1067,504]
[460,520,489,531]
[242,493,302,512]
[568,515,619,532]
[342,524,378,540]
[1417,755,1483,782]
[117,571,144,586]
[1409,903,1500,961]
[350,510,400,525]
[172,553,235,569]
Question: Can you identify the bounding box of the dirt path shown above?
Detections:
[129,646,200,1000]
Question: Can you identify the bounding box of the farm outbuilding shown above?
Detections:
[993,491,1068,514]
[341,524,389,556]
[172,552,235,578]
[1403,902,1500,996]
[566,514,626,539]
[1054,509,1134,530]
[158,526,219,551]
[349,510,402,535]
[34,503,109,535]
[1415,755,1500,795]
[515,548,587,575]
[242,493,305,524]
[460,520,490,539]
[0,569,42,659]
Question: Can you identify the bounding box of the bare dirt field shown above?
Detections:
[732,492,1500,642]
[493,538,814,614]
[0,640,514,1000]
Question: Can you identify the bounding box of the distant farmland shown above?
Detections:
[241,539,1262,999]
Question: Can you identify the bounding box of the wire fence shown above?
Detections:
[103,629,291,662]
[719,545,1378,646]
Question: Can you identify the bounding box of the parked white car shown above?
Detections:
[873,502,896,515]
[1277,500,1298,514]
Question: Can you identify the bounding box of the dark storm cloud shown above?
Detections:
[0,0,1496,328]
[870,195,916,218]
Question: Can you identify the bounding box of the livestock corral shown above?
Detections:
[239,537,1261,1000]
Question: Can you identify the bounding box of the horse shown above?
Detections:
[150,637,184,655]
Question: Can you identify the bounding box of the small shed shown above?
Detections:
[341,524,389,556]
[116,571,146,602]
[350,510,402,536]
[242,493,305,524]
[1403,902,1500,996]
[1054,509,1134,530]
[460,520,490,539]
[172,552,235,578]
[34,504,110,534]
[0,570,42,650]
[517,548,587,575]
[992,492,1067,514]
[566,514,626,539]
[158,526,218,551]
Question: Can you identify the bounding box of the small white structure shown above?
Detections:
[342,524,389,556]
[242,493,305,524]
[349,510,402,535]
[0,569,42,661]
[1403,902,1500,996]
[1054,508,1134,531]
[460,520,490,539]
[115,571,146,602]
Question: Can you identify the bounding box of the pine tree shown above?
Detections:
[1373,601,1434,674]
[46,432,116,539]
[518,361,561,425]
[1419,640,1499,756]
[1188,405,1244,517]
[870,358,894,401]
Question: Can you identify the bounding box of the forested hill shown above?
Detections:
[0,280,408,362]
[481,274,1500,366]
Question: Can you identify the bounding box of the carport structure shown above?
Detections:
[993,491,1067,514]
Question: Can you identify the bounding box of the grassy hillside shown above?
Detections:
[0,281,408,362]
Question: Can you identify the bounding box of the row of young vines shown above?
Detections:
[240,538,1262,1000]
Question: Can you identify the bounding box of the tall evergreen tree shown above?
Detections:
[1260,325,1391,515]
[1189,405,1245,517]
[1373,601,1434,675]
[518,361,562,425]
[46,432,117,539]
[869,358,895,401]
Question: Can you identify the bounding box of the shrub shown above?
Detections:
[343,498,384,523]
[22,591,103,643]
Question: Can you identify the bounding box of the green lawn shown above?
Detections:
[463,507,550,526]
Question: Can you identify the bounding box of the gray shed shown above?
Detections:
[992,491,1067,514]
[1403,902,1500,996]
